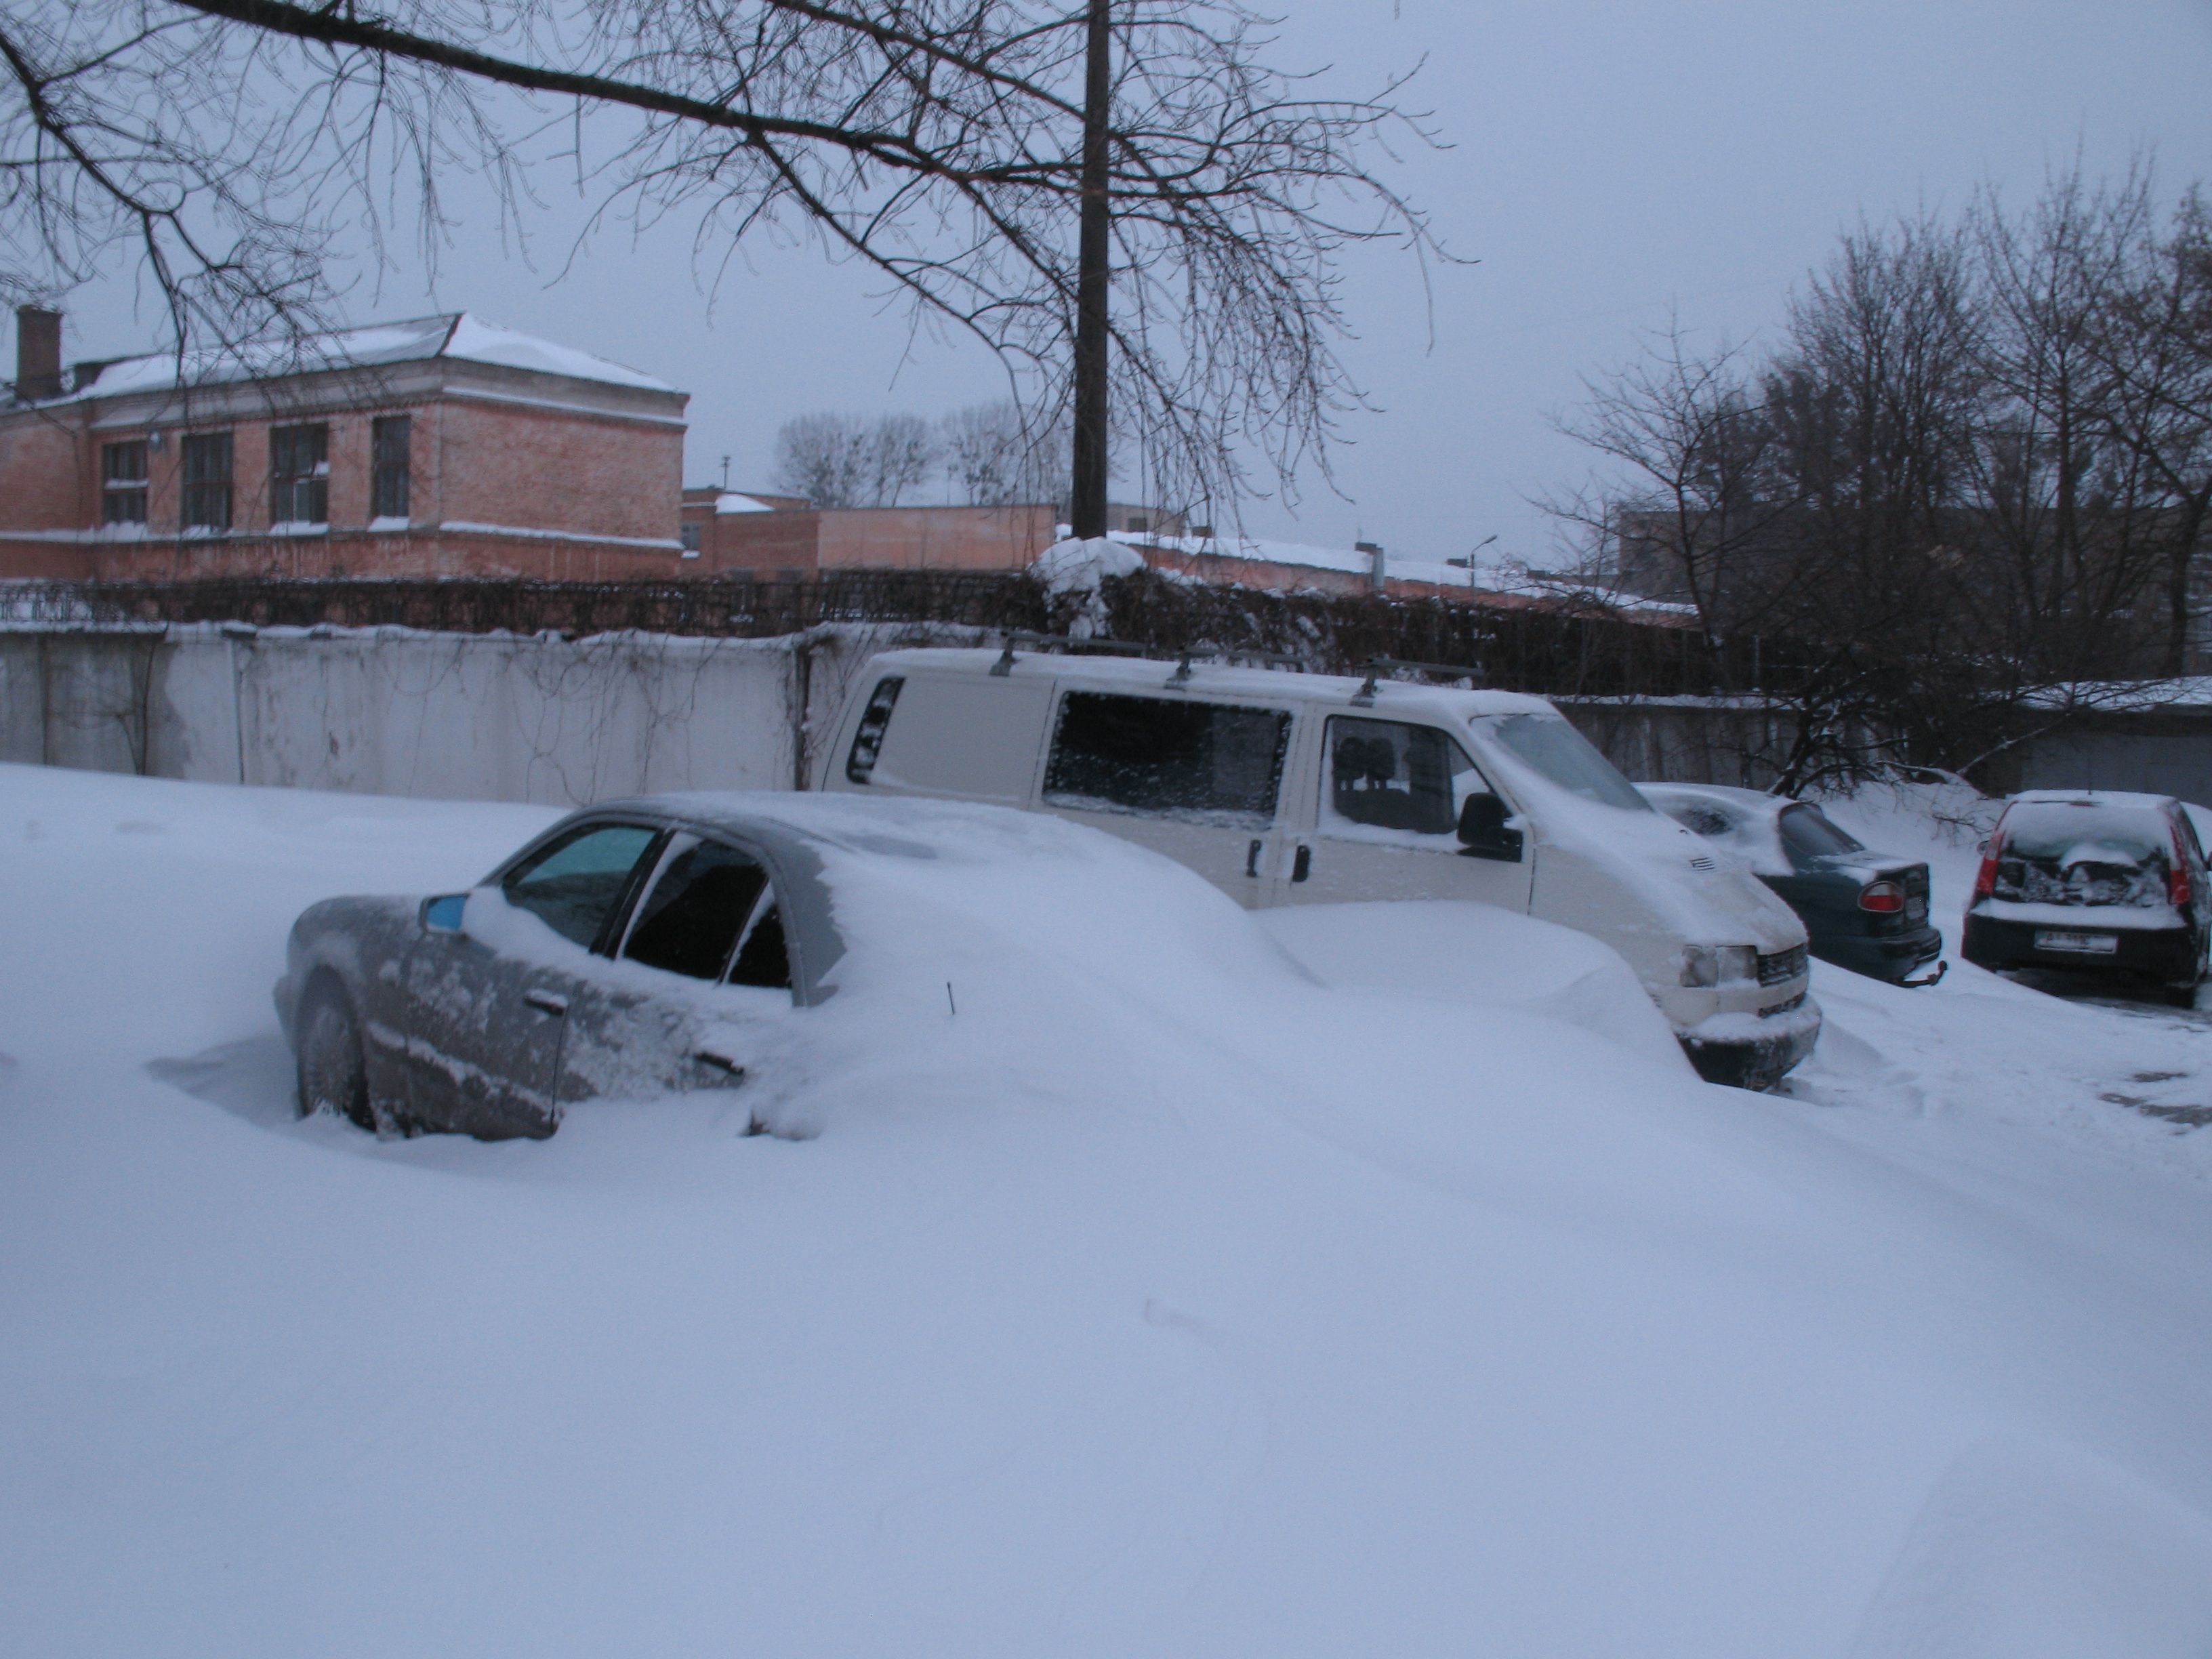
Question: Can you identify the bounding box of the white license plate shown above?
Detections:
[1906,897,1927,924]
[2035,929,2119,955]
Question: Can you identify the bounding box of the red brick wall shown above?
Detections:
[0,414,87,532]
[434,401,680,543]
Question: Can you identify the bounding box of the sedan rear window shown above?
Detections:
[501,823,659,947]
[1044,691,1290,827]
[1490,714,1651,811]
[1778,804,1864,860]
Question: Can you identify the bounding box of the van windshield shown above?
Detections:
[1490,714,1652,812]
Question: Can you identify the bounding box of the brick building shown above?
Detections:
[1,309,688,581]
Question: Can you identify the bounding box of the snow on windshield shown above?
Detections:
[1490,715,1653,812]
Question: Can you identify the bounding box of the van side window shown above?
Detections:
[1322,718,1488,839]
[845,676,905,783]
[1044,691,1290,827]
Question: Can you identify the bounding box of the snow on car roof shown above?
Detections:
[1639,782,1792,819]
[2010,789,2179,811]
[869,646,1558,719]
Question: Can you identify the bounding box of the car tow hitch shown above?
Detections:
[1900,960,1948,989]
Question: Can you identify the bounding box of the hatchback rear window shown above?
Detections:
[1044,691,1290,827]
[1994,801,2173,907]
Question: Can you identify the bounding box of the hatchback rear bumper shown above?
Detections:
[1961,912,2198,981]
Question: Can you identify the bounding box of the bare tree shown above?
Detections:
[940,399,1069,506]
[773,410,936,506]
[1541,320,1790,630]
[1,0,1441,519]
[1545,182,2211,792]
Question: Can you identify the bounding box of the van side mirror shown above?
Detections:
[420,893,468,933]
[1457,792,1523,863]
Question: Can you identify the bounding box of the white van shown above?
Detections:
[815,644,1819,1087]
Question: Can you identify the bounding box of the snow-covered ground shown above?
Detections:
[5,761,2212,1657]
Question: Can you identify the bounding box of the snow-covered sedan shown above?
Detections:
[1641,783,1944,986]
[1961,789,2211,1004]
[275,794,865,1137]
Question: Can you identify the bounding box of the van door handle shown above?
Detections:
[1246,838,1263,878]
[523,989,569,1017]
[1292,844,1312,883]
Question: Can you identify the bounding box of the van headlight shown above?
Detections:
[1680,945,1759,987]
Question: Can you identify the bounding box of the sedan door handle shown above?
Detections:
[1292,844,1312,883]
[1246,838,1264,878]
[523,989,569,1017]
[692,1049,745,1079]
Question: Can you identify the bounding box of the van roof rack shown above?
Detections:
[989,631,1310,679]
[1351,654,1485,705]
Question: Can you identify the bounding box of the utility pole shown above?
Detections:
[1069,0,1111,541]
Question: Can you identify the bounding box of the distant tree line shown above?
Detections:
[772,401,1072,510]
[1549,167,2212,790]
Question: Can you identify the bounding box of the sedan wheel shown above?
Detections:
[297,989,375,1130]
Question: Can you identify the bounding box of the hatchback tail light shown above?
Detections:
[2170,822,2194,908]
[1973,809,2008,901]
[1859,880,1906,914]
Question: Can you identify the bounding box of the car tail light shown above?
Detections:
[2171,823,2194,908]
[1973,808,2008,900]
[1859,880,1906,914]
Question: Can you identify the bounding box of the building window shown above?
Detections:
[268,423,329,527]
[102,440,148,525]
[180,432,232,532]
[680,522,703,556]
[371,415,411,520]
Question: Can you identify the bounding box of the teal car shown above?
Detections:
[1641,784,1945,987]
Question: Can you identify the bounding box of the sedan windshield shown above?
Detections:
[1490,714,1652,811]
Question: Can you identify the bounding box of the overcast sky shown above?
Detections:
[55,0,2212,564]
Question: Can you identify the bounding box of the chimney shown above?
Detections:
[1357,539,1385,596]
[15,307,63,401]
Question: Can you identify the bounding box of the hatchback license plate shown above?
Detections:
[2035,928,2118,955]
[1906,897,1927,924]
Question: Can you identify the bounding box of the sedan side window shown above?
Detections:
[728,893,793,991]
[622,836,769,979]
[1323,717,1486,840]
[501,823,659,947]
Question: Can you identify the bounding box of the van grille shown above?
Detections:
[1758,944,1807,987]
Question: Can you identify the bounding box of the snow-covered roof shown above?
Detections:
[1115,530,1700,617]
[714,493,774,514]
[66,313,678,401]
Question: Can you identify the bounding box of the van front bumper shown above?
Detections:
[1679,994,1822,1091]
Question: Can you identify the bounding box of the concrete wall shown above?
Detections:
[2,625,838,805]
[2009,711,2212,805]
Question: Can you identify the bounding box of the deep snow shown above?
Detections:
[5,762,2212,1656]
